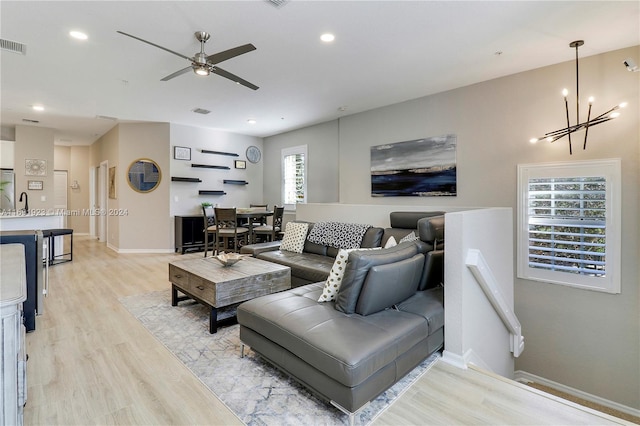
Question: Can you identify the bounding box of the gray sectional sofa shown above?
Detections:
[237,212,445,423]
[240,211,444,287]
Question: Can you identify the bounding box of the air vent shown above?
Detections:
[192,108,211,115]
[1,38,27,55]
[265,0,289,8]
[22,118,39,123]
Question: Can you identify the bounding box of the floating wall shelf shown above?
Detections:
[171,177,202,182]
[191,164,230,170]
[199,190,227,195]
[201,149,239,157]
[223,179,249,185]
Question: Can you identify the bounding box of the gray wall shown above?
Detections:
[263,120,340,207]
[263,45,640,409]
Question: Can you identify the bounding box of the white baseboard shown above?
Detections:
[514,370,640,419]
[115,248,175,254]
[441,349,496,375]
[441,350,468,369]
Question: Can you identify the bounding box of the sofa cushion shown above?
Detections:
[389,211,445,228]
[280,222,309,253]
[355,253,424,316]
[361,227,384,248]
[334,242,419,314]
[318,247,381,302]
[396,287,444,335]
[237,283,429,388]
[417,215,444,247]
[257,250,335,284]
[419,249,444,290]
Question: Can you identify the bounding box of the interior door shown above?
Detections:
[98,161,107,242]
[53,170,68,226]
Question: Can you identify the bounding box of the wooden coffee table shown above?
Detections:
[168,256,291,333]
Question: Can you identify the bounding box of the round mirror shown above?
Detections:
[127,158,162,193]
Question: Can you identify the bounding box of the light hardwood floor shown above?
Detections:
[24,236,631,425]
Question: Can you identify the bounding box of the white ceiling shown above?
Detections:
[1,1,639,146]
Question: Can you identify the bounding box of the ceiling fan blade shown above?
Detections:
[212,67,259,90]
[161,66,192,81]
[117,31,193,62]
[206,44,256,65]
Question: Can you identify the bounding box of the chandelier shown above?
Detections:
[529,40,627,155]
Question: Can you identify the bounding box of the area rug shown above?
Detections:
[120,290,440,426]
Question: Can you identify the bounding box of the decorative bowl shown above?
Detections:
[212,252,243,266]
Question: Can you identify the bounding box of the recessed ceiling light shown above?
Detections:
[32,105,44,111]
[69,31,88,40]
[247,119,257,125]
[320,33,335,43]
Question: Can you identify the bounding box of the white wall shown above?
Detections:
[442,208,515,377]
[297,202,462,227]
[263,45,640,410]
[170,124,264,217]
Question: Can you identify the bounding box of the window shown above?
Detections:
[282,145,307,210]
[517,159,621,293]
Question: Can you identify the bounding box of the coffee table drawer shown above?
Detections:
[169,264,189,287]
[184,275,216,305]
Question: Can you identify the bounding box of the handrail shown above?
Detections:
[466,249,525,357]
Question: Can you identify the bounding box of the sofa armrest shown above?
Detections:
[240,241,281,257]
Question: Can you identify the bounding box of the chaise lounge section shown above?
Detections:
[237,215,445,423]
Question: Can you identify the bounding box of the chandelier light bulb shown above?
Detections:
[529,41,629,154]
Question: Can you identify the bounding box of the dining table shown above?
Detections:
[236,208,273,244]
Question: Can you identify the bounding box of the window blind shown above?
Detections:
[527,176,606,277]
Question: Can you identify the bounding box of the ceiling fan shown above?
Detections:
[117,30,259,90]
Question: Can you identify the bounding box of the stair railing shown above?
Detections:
[465,249,525,357]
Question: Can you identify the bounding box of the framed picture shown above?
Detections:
[174,146,191,161]
[234,160,246,169]
[25,159,47,176]
[28,180,43,190]
[109,166,117,199]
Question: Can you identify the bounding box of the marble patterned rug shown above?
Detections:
[120,290,440,426]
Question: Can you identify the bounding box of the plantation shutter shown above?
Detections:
[283,152,305,205]
[527,176,606,277]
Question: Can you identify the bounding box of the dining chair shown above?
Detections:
[254,205,285,242]
[213,207,250,253]
[202,205,217,257]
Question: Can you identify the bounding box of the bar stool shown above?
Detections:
[43,228,73,265]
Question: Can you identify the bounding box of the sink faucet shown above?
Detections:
[19,191,28,213]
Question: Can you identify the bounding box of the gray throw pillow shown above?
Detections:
[334,242,419,314]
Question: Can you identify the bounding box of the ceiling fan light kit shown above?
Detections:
[117,30,259,90]
[529,40,627,155]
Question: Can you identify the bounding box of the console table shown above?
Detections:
[174,215,206,254]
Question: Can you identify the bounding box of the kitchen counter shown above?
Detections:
[0,212,64,231]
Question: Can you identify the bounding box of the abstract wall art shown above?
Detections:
[371,134,457,197]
